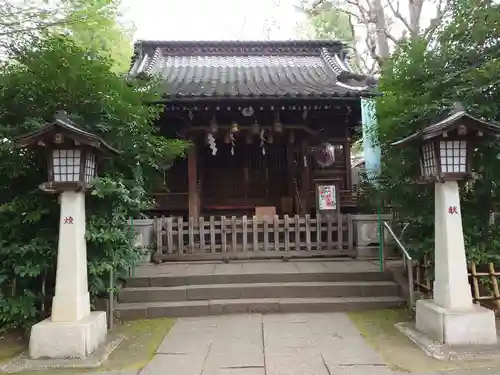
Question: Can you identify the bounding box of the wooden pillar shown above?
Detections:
[286,142,294,196]
[300,140,310,215]
[244,139,249,200]
[187,140,199,219]
[344,138,352,191]
[265,147,269,199]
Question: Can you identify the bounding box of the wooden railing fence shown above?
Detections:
[153,214,350,261]
[414,256,500,310]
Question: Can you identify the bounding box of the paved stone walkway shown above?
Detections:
[131,312,484,375]
[140,312,380,375]
[89,313,500,375]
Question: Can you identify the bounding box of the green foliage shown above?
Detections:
[0,34,186,331]
[311,6,354,43]
[298,0,355,44]
[2,0,131,60]
[374,0,500,261]
[0,293,39,332]
[62,0,135,73]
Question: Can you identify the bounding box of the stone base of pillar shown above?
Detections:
[29,311,107,359]
[416,299,497,345]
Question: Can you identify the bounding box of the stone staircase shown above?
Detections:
[115,260,404,320]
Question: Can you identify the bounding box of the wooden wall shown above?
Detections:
[149,100,360,217]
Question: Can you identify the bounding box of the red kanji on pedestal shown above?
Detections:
[448,206,458,215]
[63,216,74,224]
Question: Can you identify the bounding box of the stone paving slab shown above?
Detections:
[132,259,384,278]
[214,263,244,275]
[266,347,330,375]
[139,353,206,375]
[438,368,500,375]
[156,335,212,355]
[263,321,317,349]
[305,311,364,337]
[293,261,330,273]
[203,344,264,369]
[142,312,395,375]
[156,329,214,354]
[126,312,500,375]
[202,369,265,375]
[319,336,386,366]
[242,261,298,274]
[329,366,394,375]
[320,260,381,272]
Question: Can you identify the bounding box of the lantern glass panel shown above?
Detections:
[440,140,467,173]
[53,149,81,182]
[421,142,437,177]
[84,151,96,183]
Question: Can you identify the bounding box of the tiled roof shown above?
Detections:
[129,41,377,99]
[392,102,500,146]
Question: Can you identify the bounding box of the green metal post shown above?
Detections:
[130,216,135,277]
[108,268,114,330]
[378,193,384,272]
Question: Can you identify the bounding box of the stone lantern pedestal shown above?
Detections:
[415,181,496,345]
[29,191,108,358]
[14,111,120,359]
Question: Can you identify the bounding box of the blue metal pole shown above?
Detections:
[378,193,384,271]
[361,97,383,270]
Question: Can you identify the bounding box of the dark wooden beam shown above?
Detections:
[187,141,199,219]
[300,139,310,215]
[186,124,319,136]
[344,131,352,191]
[286,142,294,197]
[148,95,377,105]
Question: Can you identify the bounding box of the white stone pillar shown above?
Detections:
[415,180,497,346]
[29,190,107,359]
[433,181,473,310]
[51,190,91,321]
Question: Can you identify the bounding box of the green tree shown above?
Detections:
[62,0,134,72]
[0,34,186,331]
[296,1,366,71]
[374,0,500,262]
[1,0,133,72]
[299,1,354,41]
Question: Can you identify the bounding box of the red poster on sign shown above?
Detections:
[318,185,336,211]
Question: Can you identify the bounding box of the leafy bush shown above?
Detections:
[0,35,186,332]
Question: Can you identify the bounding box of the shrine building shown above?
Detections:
[128,40,378,260]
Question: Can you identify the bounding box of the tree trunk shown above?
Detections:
[409,0,424,38]
[372,0,390,59]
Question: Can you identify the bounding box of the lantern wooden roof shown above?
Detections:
[15,111,120,155]
[392,103,500,146]
[129,40,378,100]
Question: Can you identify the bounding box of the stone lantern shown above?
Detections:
[395,103,483,182]
[15,110,120,359]
[392,102,500,347]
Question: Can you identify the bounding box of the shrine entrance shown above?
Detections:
[200,133,291,215]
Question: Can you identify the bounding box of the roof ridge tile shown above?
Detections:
[129,41,378,99]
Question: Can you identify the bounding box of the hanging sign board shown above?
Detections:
[317,184,337,211]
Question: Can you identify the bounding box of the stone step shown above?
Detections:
[118,281,399,303]
[114,296,405,320]
[126,270,393,288]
